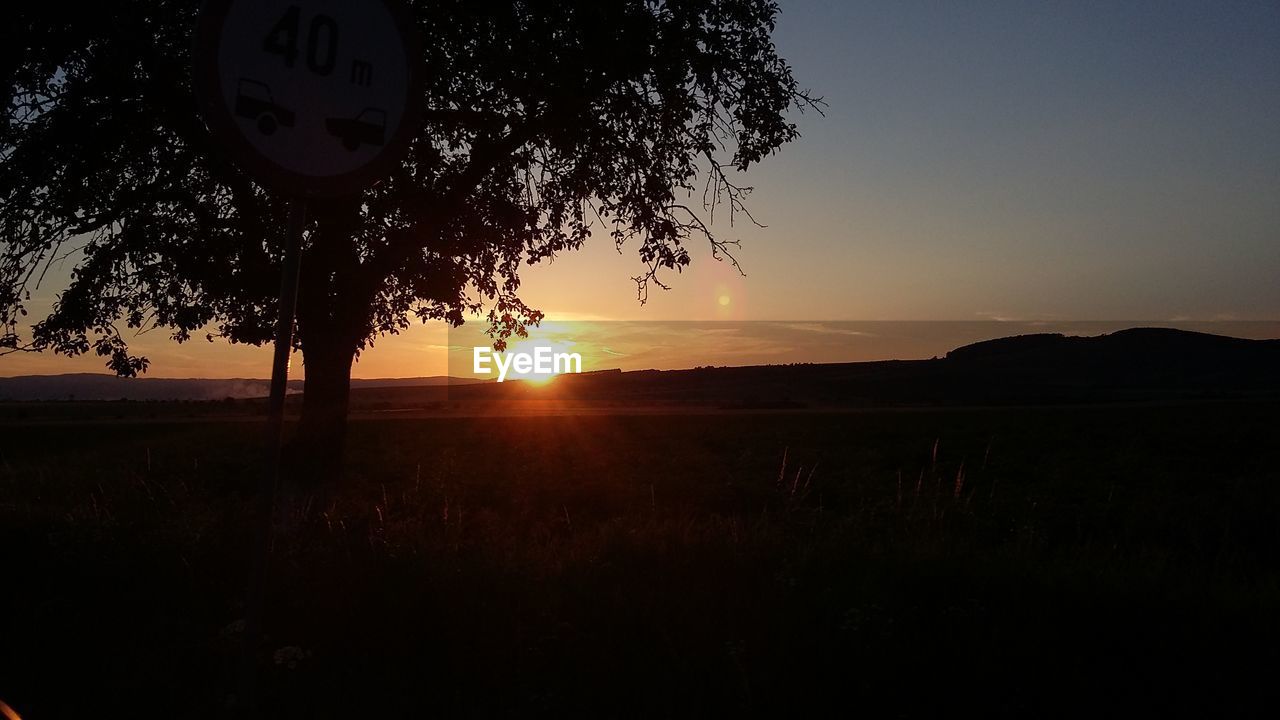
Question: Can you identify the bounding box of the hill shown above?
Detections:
[3,328,1276,409]
[0,374,470,402]
[373,327,1280,412]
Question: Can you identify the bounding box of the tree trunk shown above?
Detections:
[289,197,368,495]
[292,339,355,490]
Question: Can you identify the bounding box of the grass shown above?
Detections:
[2,401,1278,717]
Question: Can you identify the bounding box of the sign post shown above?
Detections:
[192,0,421,713]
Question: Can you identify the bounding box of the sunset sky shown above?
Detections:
[5,0,1278,378]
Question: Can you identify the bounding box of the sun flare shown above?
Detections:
[520,373,558,387]
[501,338,582,385]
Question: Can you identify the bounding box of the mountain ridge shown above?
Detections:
[2,328,1277,403]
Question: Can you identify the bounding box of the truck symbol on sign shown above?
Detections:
[234,79,296,136]
[326,108,387,151]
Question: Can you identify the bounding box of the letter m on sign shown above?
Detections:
[351,60,373,87]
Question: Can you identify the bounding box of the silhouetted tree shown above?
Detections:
[1,0,819,481]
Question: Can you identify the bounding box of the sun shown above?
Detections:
[502,337,581,387]
[718,294,731,306]
[520,373,558,388]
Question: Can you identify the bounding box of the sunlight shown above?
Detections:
[519,373,558,388]
[504,337,582,385]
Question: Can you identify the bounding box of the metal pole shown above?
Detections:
[235,199,306,716]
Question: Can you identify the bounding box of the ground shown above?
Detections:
[2,400,1278,717]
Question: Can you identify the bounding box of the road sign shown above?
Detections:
[191,2,422,710]
[193,0,421,195]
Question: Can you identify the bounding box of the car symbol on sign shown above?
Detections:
[233,78,296,136]
[326,108,388,151]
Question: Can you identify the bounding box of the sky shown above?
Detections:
[4,0,1279,378]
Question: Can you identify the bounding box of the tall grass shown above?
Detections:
[2,402,1279,716]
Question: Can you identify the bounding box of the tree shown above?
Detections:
[1,0,820,481]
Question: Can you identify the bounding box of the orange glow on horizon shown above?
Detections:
[518,373,558,388]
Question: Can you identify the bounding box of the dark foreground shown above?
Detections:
[3,401,1278,717]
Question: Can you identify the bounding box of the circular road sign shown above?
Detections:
[193,0,422,196]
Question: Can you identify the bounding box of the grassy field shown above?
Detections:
[2,401,1278,717]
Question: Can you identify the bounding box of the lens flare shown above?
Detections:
[0,699,23,720]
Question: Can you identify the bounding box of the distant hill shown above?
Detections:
[0,374,473,401]
[947,327,1278,365]
[934,327,1280,403]
[3,328,1277,407]
[423,327,1280,410]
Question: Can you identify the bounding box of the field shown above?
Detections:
[3,400,1279,717]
